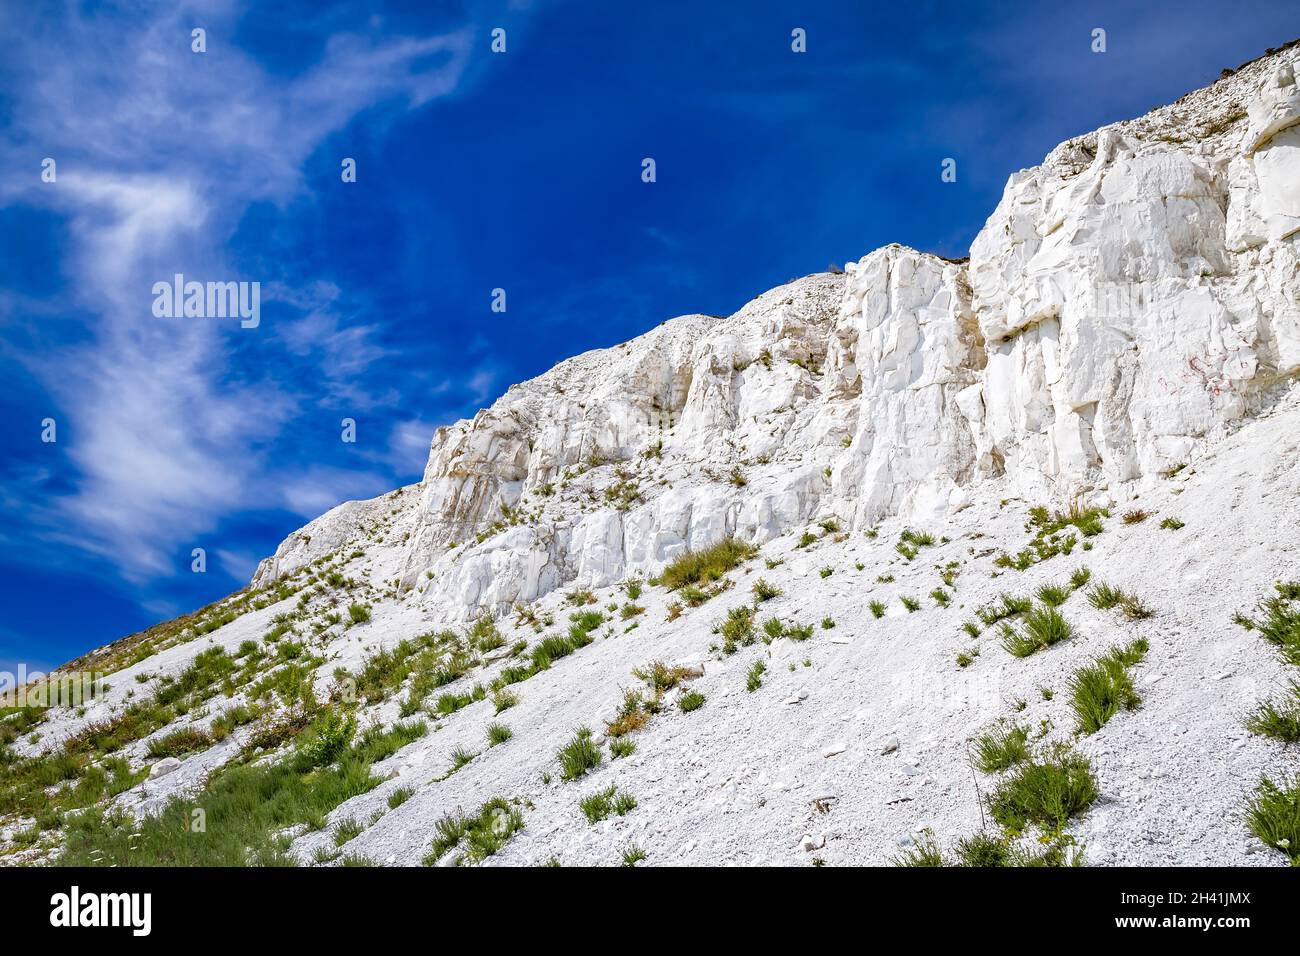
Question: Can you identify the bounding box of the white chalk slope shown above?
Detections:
[13,42,1300,866]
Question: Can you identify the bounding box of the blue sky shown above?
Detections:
[1,0,1296,671]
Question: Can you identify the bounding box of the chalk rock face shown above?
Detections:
[970,53,1300,501]
[1247,61,1300,241]
[251,484,421,588]
[396,276,850,616]
[253,45,1300,618]
[829,245,985,526]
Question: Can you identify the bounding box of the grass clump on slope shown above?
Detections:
[987,748,1099,834]
[892,828,1078,868]
[1068,639,1149,735]
[423,797,525,866]
[1245,777,1300,863]
[1000,606,1075,658]
[659,538,758,591]
[59,714,428,866]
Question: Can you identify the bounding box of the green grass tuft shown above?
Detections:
[1244,681,1300,742]
[1035,583,1072,607]
[678,690,706,712]
[1086,582,1153,619]
[660,538,758,591]
[1001,606,1074,657]
[1068,640,1147,734]
[146,726,212,760]
[423,797,524,866]
[987,749,1099,833]
[557,727,602,781]
[621,843,647,866]
[890,829,945,867]
[974,723,1030,773]
[579,784,637,824]
[977,593,1032,625]
[1245,777,1300,863]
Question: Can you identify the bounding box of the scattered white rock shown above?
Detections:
[149,758,181,779]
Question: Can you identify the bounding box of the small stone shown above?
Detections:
[822,741,848,758]
[880,737,899,755]
[149,757,181,779]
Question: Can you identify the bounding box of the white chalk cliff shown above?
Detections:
[254,45,1300,622]
[15,42,1300,871]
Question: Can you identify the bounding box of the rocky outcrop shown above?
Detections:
[969,54,1300,502]
[830,246,985,525]
[253,44,1300,618]
[251,484,421,588]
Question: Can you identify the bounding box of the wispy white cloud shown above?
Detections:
[0,2,476,579]
[215,548,261,582]
[279,465,394,519]
[385,418,438,474]
[465,364,500,405]
[272,281,398,409]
